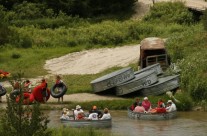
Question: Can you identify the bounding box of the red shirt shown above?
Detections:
[142,100,151,111]
[156,107,166,113]
[157,101,164,107]
[39,81,47,89]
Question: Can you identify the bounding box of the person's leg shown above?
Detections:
[61,96,63,102]
[43,97,47,103]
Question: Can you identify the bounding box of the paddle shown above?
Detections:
[72,109,75,120]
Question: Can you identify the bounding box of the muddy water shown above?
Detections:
[47,110,207,136]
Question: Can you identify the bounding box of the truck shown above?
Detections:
[139,37,171,71]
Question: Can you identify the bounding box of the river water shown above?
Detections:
[47,110,207,136]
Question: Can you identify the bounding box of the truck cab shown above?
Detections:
[139,37,170,71]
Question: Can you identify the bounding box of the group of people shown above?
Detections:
[0,74,67,103]
[60,105,112,120]
[131,97,177,114]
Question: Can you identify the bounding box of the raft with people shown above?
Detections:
[60,118,112,128]
[127,107,177,120]
[60,105,112,128]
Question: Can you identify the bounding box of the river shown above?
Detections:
[47,110,207,136]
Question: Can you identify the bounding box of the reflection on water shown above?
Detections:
[47,110,207,136]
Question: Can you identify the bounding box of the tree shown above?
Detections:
[0,74,51,136]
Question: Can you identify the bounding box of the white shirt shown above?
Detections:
[88,113,98,120]
[74,109,84,120]
[100,113,111,120]
[166,103,177,112]
[60,114,69,120]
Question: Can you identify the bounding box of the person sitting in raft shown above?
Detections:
[157,98,165,108]
[166,100,177,112]
[89,105,103,118]
[133,102,146,113]
[142,97,152,112]
[60,111,70,120]
[62,108,70,116]
[55,75,67,103]
[150,104,166,114]
[74,105,84,120]
[87,110,99,120]
[100,108,111,120]
[24,80,32,93]
[130,97,140,111]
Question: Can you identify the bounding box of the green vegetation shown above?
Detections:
[50,127,113,136]
[0,1,207,109]
[0,96,51,136]
[37,94,192,112]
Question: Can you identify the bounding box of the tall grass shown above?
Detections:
[50,127,114,136]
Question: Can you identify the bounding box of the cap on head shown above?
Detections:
[167,100,172,103]
[76,105,81,110]
[144,97,148,100]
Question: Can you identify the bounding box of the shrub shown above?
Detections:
[201,9,207,31]
[20,35,33,48]
[12,1,47,20]
[144,2,194,25]
[11,53,21,59]
[174,92,193,111]
[0,75,51,136]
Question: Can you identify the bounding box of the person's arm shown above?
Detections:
[166,106,172,112]
[100,114,106,120]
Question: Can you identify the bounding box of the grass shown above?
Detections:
[1,1,207,103]
[50,126,114,136]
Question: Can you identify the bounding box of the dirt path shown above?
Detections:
[141,0,207,11]
[1,93,125,103]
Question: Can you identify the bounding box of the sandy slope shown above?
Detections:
[1,45,140,102]
[44,45,140,75]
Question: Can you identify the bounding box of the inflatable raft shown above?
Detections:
[32,86,50,102]
[0,85,7,96]
[15,92,35,105]
[50,84,67,98]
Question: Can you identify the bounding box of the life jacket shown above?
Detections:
[77,113,84,120]
[130,104,135,111]
[156,108,166,113]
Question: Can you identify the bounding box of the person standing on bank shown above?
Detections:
[39,78,48,103]
[55,75,67,103]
